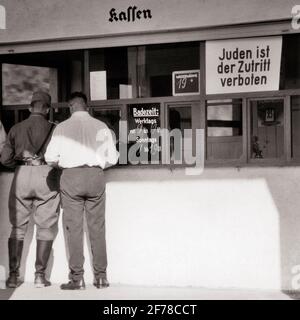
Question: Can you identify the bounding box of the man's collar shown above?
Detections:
[30,112,47,118]
[72,111,89,116]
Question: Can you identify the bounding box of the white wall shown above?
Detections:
[1,166,300,290]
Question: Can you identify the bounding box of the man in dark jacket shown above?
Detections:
[1,91,60,289]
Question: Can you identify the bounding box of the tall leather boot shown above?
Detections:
[34,240,53,288]
[6,238,24,288]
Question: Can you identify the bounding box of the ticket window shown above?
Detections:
[14,107,67,126]
[207,99,243,161]
[52,107,71,124]
[0,110,14,133]
[1,109,34,129]
[1,50,85,129]
[249,98,284,160]
[2,63,58,106]
[89,42,200,100]
[89,48,131,100]
[18,109,31,122]
[140,43,200,98]
[167,105,192,164]
[1,63,57,127]
[91,108,121,148]
[0,109,34,137]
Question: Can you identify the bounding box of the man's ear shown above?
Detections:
[29,107,33,113]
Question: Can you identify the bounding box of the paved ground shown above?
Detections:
[0,283,296,300]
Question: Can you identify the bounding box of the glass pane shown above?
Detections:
[18,109,31,122]
[89,48,130,100]
[53,107,70,124]
[144,42,200,97]
[92,109,120,144]
[0,118,5,155]
[250,99,284,159]
[281,35,300,90]
[291,96,300,159]
[89,43,200,100]
[168,106,192,164]
[0,117,9,171]
[207,99,243,160]
[0,110,14,133]
[2,63,58,105]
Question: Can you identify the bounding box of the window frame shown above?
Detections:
[205,99,245,164]
[203,91,296,167]
[89,97,201,168]
[246,96,287,165]
[2,39,300,168]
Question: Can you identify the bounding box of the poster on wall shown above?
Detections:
[172,70,200,96]
[206,36,282,94]
[127,103,161,162]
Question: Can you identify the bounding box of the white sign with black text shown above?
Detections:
[206,36,282,94]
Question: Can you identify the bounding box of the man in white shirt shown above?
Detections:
[0,120,6,155]
[45,92,119,290]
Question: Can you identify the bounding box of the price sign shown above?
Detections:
[172,70,200,96]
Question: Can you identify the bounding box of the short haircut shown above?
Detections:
[69,92,88,104]
[32,100,50,109]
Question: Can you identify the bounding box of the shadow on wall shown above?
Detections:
[265,172,300,295]
[105,166,300,293]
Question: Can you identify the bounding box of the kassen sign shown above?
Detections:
[206,36,282,94]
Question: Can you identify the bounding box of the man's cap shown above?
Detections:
[30,91,51,107]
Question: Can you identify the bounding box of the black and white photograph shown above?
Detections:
[0,0,299,306]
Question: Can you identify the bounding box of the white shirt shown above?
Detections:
[0,121,6,154]
[45,111,119,169]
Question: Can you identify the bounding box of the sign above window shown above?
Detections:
[206,36,282,94]
[172,70,200,96]
[109,7,152,23]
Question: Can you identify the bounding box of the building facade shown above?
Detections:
[0,0,300,291]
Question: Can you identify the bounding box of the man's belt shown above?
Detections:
[16,158,47,166]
